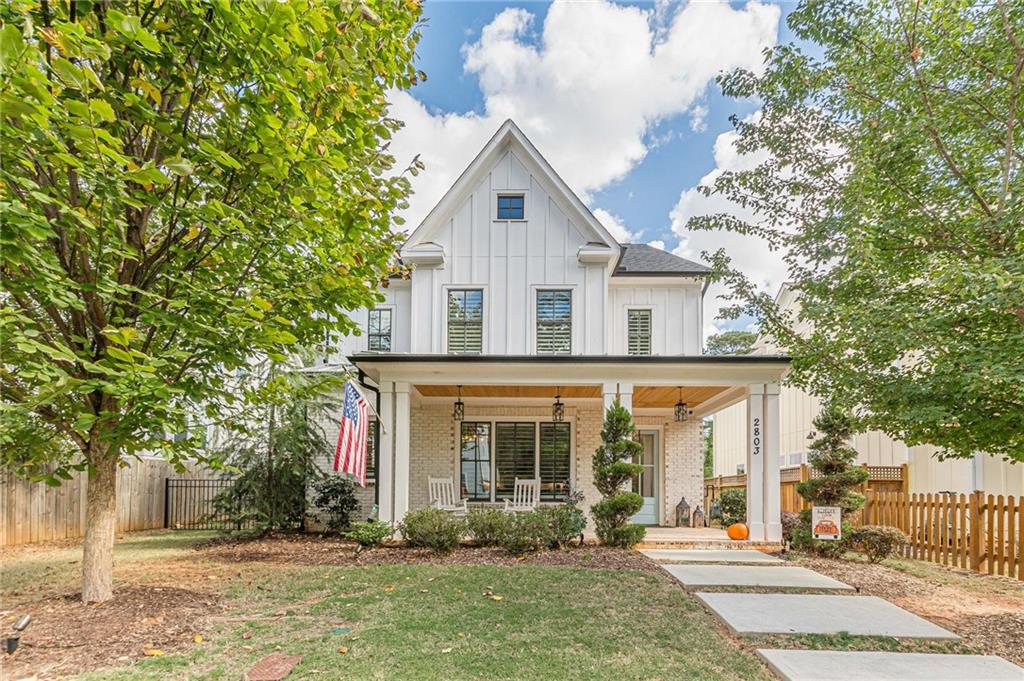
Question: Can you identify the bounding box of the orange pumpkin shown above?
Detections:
[727,522,749,541]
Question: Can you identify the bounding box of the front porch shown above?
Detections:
[353,355,789,543]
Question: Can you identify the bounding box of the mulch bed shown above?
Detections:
[2,585,222,680]
[195,532,663,573]
[791,554,1024,667]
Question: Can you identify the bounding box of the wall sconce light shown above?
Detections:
[453,385,464,422]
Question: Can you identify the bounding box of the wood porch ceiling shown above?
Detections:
[414,384,730,408]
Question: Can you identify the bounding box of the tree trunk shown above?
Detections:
[82,450,118,602]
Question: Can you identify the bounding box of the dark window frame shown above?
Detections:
[536,289,572,355]
[447,289,484,354]
[496,194,525,220]
[459,421,492,501]
[458,420,571,502]
[367,308,392,352]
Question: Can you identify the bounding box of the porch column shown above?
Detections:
[746,384,766,541]
[602,382,633,412]
[393,382,411,523]
[377,381,395,525]
[763,383,781,542]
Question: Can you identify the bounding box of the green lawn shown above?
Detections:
[3,532,772,680]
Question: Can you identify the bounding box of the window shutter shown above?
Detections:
[539,422,571,501]
[448,290,483,353]
[627,309,651,355]
[536,290,572,354]
[495,422,536,499]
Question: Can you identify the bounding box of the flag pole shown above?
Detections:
[347,379,386,434]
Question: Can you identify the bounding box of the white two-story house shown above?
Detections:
[329,120,790,540]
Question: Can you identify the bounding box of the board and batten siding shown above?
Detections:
[407,149,607,355]
[608,283,702,355]
[712,385,1024,496]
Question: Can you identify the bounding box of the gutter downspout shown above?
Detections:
[357,369,382,515]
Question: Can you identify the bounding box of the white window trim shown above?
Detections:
[491,188,530,223]
[529,284,578,355]
[441,284,489,354]
[367,304,395,353]
[455,413,576,503]
[624,305,655,356]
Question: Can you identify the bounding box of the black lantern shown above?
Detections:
[453,385,465,421]
[674,387,688,422]
[552,389,564,422]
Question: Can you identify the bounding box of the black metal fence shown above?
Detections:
[164,478,249,530]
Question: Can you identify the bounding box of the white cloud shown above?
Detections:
[689,102,709,133]
[647,239,666,251]
[593,208,641,244]
[669,120,790,338]
[388,0,780,229]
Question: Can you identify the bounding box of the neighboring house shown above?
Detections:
[712,284,1023,496]
[325,120,790,541]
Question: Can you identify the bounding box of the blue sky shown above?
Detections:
[388,1,801,335]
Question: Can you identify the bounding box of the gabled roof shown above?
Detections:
[613,243,710,277]
[402,119,619,253]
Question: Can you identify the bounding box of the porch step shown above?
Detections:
[636,540,782,551]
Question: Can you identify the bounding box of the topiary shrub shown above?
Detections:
[850,525,908,563]
[590,400,646,548]
[716,488,747,528]
[792,406,870,557]
[500,510,553,555]
[398,508,464,554]
[345,519,392,547]
[466,508,511,547]
[312,473,361,534]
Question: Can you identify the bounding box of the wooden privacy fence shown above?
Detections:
[705,463,908,516]
[0,458,218,546]
[864,490,1023,581]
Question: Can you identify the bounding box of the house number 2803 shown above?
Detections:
[751,416,761,458]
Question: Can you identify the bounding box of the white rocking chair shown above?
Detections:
[428,476,468,515]
[504,478,540,513]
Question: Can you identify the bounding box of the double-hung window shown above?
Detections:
[627,309,652,355]
[367,309,392,352]
[458,421,571,502]
[447,289,483,353]
[536,290,572,354]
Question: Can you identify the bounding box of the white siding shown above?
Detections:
[608,283,703,355]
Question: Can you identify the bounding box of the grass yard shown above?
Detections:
[1,531,772,680]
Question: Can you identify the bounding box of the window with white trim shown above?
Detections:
[627,309,652,355]
[447,289,483,353]
[367,309,392,352]
[536,290,571,354]
[458,421,570,502]
[496,194,524,219]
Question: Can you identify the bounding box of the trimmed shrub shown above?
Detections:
[781,511,800,545]
[500,510,553,555]
[592,492,645,547]
[716,488,747,528]
[345,519,392,547]
[590,401,646,547]
[398,508,464,554]
[538,503,587,549]
[851,525,908,563]
[312,474,362,534]
[467,508,512,547]
[597,524,646,549]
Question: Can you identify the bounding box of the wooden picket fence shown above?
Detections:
[864,490,1023,581]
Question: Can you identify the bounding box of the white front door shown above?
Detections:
[631,431,658,525]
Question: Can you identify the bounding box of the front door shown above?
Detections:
[631,431,658,525]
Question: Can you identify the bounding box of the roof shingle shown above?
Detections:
[613,243,710,277]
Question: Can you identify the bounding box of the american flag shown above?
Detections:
[334,381,369,486]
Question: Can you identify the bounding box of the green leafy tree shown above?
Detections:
[705,330,757,356]
[590,401,646,547]
[689,0,1024,461]
[792,406,869,556]
[0,1,421,601]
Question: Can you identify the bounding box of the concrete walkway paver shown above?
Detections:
[756,649,1024,681]
[694,592,959,639]
[663,564,853,590]
[641,549,783,563]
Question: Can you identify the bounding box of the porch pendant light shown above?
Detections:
[674,387,689,422]
[453,385,465,422]
[552,388,565,422]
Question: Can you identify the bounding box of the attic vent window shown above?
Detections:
[497,194,524,220]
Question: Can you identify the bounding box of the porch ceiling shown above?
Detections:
[413,384,731,408]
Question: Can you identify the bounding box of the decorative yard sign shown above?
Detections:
[812,506,842,541]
